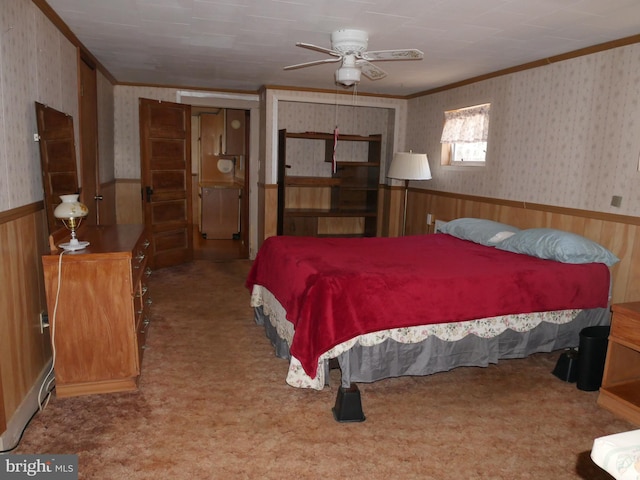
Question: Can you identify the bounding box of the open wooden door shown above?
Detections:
[79,56,100,224]
[139,98,193,269]
[35,102,79,233]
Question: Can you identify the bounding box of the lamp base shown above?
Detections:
[58,240,90,251]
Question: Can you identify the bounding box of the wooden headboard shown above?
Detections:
[405,188,640,304]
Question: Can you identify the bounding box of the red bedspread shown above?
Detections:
[246,234,610,378]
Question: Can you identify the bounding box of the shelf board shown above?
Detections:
[284,208,377,217]
[285,132,381,142]
[598,380,640,425]
[339,185,380,190]
[601,380,640,405]
[335,161,380,167]
[285,176,340,186]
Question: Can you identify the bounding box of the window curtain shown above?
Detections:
[440,103,490,143]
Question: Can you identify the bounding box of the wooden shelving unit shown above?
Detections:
[597,302,640,425]
[277,129,381,237]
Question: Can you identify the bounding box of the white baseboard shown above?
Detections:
[0,360,53,452]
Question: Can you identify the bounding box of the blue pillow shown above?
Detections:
[495,228,619,266]
[439,218,520,246]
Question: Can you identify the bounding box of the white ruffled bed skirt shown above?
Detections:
[251,285,610,390]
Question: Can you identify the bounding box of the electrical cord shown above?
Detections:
[37,249,66,410]
[0,385,54,454]
[0,250,66,454]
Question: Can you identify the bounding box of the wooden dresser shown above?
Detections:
[42,224,151,397]
[597,302,640,425]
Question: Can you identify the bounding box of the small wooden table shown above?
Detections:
[597,302,640,425]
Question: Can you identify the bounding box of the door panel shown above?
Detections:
[152,171,186,190]
[155,229,189,251]
[151,201,188,224]
[79,57,100,224]
[139,98,193,269]
[35,102,79,233]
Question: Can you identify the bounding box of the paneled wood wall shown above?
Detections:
[98,180,117,225]
[261,184,278,242]
[403,188,640,304]
[0,206,51,437]
[115,180,143,225]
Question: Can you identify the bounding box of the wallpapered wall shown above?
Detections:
[407,42,640,217]
[278,101,391,180]
[0,0,79,213]
[97,74,115,184]
[262,89,406,185]
[114,85,177,179]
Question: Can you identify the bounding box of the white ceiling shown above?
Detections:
[46,0,640,96]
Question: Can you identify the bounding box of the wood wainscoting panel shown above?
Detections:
[406,189,640,304]
[262,183,278,241]
[116,179,143,225]
[628,232,640,301]
[0,207,50,433]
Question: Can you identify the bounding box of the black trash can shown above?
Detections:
[576,326,610,391]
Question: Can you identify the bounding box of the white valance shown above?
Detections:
[441,103,490,143]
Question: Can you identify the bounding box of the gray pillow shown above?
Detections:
[495,228,619,266]
[439,218,520,246]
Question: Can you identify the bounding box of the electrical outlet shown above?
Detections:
[39,311,49,334]
[611,195,622,207]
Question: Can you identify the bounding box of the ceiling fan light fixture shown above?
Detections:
[331,29,368,54]
[285,29,423,87]
[335,66,361,87]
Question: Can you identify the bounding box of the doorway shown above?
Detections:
[191,106,249,261]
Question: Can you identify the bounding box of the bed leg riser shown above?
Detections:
[332,385,366,423]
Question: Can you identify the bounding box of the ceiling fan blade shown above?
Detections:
[356,60,387,81]
[284,57,342,70]
[296,42,341,57]
[362,49,424,61]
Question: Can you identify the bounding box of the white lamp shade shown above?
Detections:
[335,67,361,86]
[388,152,432,180]
[53,194,89,219]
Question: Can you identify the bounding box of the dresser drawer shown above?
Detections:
[131,235,151,282]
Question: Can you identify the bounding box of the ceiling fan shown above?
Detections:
[284,29,424,87]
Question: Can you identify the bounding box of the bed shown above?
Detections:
[246,219,618,421]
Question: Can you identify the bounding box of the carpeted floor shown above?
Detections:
[13,259,632,479]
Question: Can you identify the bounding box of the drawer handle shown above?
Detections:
[145,267,152,277]
[136,252,145,262]
[140,318,150,335]
[135,286,148,298]
[145,298,153,306]
[143,239,150,249]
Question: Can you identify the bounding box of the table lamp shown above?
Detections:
[53,194,90,251]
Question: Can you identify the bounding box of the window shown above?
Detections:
[440,103,490,166]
